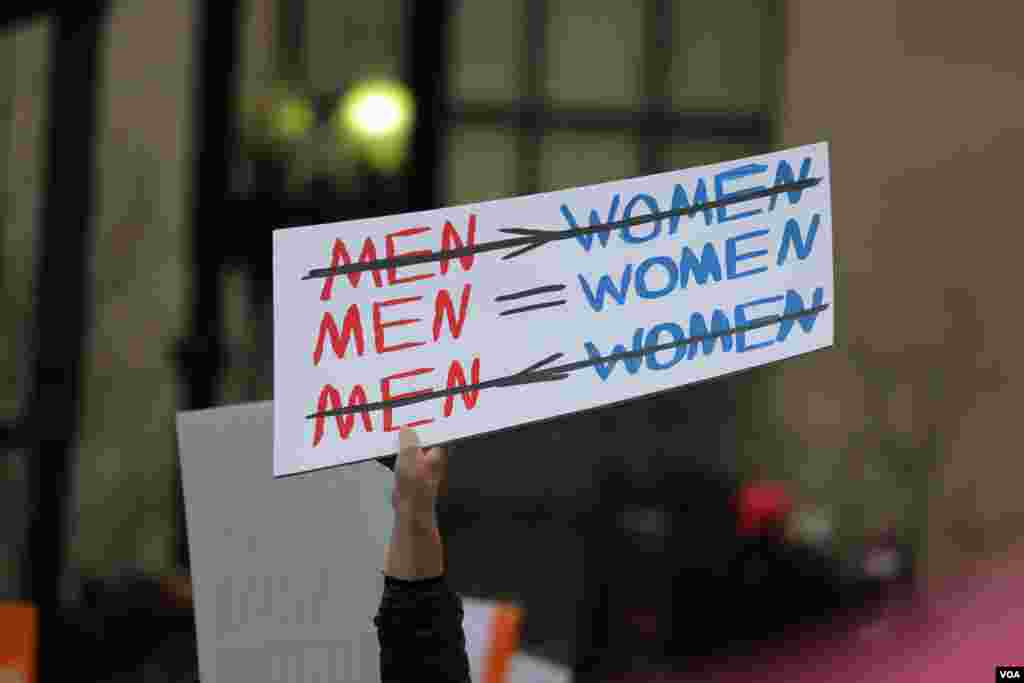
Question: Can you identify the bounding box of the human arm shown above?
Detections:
[373,428,471,683]
[384,428,446,580]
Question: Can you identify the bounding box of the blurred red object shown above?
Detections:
[734,480,793,537]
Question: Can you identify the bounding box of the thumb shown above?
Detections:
[398,427,421,462]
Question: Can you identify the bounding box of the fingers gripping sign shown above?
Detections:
[383,428,449,579]
[392,428,446,515]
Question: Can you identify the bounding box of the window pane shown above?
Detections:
[1,20,50,421]
[307,0,404,90]
[451,0,526,102]
[669,3,772,110]
[540,131,637,191]
[446,126,520,205]
[665,141,762,172]
[547,0,644,106]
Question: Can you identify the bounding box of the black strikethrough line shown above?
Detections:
[301,177,822,281]
[305,302,830,420]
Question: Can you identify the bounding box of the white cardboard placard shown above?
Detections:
[176,402,392,682]
[273,142,834,476]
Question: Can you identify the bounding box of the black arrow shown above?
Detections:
[306,302,829,420]
[306,354,569,419]
[302,177,822,281]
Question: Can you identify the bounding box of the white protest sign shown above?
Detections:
[273,142,834,476]
[176,402,392,682]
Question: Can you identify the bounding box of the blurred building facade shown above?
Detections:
[769,0,1024,582]
[0,0,1020,641]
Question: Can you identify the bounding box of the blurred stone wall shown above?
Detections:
[752,1,1024,579]
[68,0,195,575]
[66,0,284,576]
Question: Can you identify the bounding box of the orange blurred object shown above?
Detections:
[0,603,36,683]
[483,603,524,683]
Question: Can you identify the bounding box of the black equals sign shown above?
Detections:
[495,284,568,316]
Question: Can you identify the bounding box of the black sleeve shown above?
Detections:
[373,574,472,683]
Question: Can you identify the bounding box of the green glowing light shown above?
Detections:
[271,96,314,140]
[339,80,414,139]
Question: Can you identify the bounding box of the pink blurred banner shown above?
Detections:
[615,552,1023,683]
